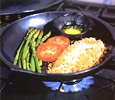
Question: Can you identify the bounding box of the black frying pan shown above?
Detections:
[0,11,115,81]
[0,0,63,15]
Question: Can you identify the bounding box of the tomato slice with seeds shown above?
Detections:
[36,43,62,62]
[46,36,70,50]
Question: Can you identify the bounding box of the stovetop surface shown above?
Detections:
[1,68,115,100]
[0,1,115,100]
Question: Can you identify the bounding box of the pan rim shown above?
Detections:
[0,11,115,80]
[0,0,63,15]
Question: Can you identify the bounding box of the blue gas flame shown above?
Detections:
[43,76,94,93]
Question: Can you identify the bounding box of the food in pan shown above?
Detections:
[47,37,107,74]
[13,27,107,74]
[62,26,81,35]
[46,36,70,50]
[13,27,51,73]
[36,36,70,62]
[53,13,95,40]
[13,27,70,73]
[36,43,63,62]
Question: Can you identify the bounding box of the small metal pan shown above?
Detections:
[0,11,115,81]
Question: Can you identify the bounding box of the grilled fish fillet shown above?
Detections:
[47,37,107,74]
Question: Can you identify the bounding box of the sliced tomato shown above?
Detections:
[36,43,62,62]
[46,36,70,50]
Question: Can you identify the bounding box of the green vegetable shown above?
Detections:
[30,29,41,72]
[18,48,23,68]
[13,27,34,65]
[32,44,41,73]
[26,53,30,71]
[40,31,51,44]
[23,46,30,70]
[30,55,35,72]
[13,27,52,73]
[35,31,51,72]
[13,40,24,65]
[36,30,43,47]
[22,29,38,70]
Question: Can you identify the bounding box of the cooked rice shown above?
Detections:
[47,37,107,74]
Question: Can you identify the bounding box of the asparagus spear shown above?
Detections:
[35,30,43,47]
[13,41,24,65]
[22,29,38,70]
[13,27,34,65]
[25,27,35,39]
[35,31,51,48]
[31,42,41,73]
[18,47,23,68]
[30,55,35,72]
[26,29,40,71]
[30,29,40,72]
[18,45,29,70]
[40,31,51,44]
[23,46,30,69]
[26,53,30,71]
[34,54,42,73]
[35,31,51,72]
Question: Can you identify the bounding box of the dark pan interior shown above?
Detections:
[0,11,115,81]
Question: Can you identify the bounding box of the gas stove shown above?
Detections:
[0,1,115,100]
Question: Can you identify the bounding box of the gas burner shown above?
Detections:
[43,76,94,93]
